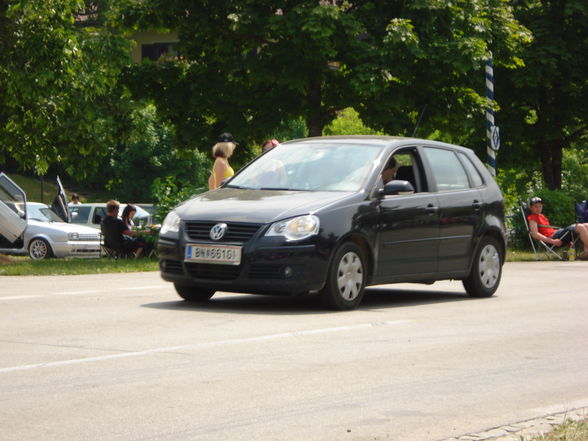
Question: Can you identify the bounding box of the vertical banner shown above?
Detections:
[486,51,500,177]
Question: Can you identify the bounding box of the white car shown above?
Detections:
[70,203,154,230]
[0,173,101,260]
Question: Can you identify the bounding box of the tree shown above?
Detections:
[121,0,529,160]
[0,0,131,176]
[93,104,210,201]
[496,0,588,189]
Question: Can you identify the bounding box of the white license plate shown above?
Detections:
[185,244,242,265]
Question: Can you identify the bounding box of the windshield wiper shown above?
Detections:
[258,187,295,191]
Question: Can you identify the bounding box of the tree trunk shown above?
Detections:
[537,140,563,190]
[306,70,324,137]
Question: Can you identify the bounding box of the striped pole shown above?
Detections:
[485,52,496,176]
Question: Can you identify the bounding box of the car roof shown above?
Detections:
[281,135,472,152]
[74,202,150,216]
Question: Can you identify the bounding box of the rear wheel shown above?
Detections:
[174,284,215,302]
[320,242,366,310]
[29,238,53,260]
[463,236,502,298]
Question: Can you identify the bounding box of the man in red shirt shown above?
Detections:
[527,196,588,260]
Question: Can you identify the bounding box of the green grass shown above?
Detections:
[506,249,557,262]
[9,174,59,204]
[6,173,97,203]
[536,418,588,441]
[0,255,158,276]
[0,247,551,276]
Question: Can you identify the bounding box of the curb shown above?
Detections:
[438,407,587,441]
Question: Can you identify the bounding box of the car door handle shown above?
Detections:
[472,200,482,210]
[425,204,439,214]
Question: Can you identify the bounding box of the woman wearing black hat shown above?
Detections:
[208,133,236,190]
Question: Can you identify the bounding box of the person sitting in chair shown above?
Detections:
[527,196,588,260]
[101,200,145,258]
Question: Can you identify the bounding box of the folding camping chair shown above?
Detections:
[519,199,577,261]
[99,233,134,259]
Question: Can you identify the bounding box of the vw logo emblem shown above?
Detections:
[210,223,228,241]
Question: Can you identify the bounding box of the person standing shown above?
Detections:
[208,133,237,190]
[69,193,81,206]
[261,139,279,153]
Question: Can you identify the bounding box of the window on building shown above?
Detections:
[141,43,179,62]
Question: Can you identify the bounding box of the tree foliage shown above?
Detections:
[0,0,131,175]
[89,104,210,202]
[496,0,588,189]
[121,0,530,161]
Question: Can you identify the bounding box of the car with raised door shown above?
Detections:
[157,136,506,310]
[0,173,101,259]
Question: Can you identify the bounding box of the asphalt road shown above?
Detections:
[1,261,587,441]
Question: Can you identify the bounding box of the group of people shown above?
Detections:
[527,196,588,260]
[207,133,280,190]
[99,130,586,261]
[101,200,152,258]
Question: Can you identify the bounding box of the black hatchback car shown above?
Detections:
[158,136,506,310]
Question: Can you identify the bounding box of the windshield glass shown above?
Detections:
[228,142,381,191]
[27,204,63,222]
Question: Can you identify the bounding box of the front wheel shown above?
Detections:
[174,284,215,302]
[463,236,502,298]
[320,242,367,310]
[29,238,53,260]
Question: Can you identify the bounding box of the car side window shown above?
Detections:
[70,206,91,223]
[383,148,428,193]
[0,175,26,217]
[457,152,484,187]
[93,207,106,225]
[423,147,470,191]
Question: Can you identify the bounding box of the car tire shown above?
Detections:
[463,236,502,298]
[29,238,53,260]
[320,242,366,310]
[174,284,216,302]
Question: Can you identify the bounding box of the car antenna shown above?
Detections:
[412,104,427,137]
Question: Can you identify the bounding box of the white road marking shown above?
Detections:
[0,320,411,374]
[0,285,167,301]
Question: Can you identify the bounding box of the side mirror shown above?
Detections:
[379,180,415,196]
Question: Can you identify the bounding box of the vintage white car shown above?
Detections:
[69,203,154,230]
[0,173,101,260]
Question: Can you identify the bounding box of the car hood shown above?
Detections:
[176,189,357,223]
[27,220,101,236]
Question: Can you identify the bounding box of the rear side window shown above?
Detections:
[423,147,470,191]
[458,153,484,187]
[70,206,91,223]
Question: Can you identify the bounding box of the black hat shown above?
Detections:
[529,196,543,206]
[218,132,236,143]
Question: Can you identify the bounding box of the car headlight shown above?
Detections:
[68,232,79,241]
[265,215,320,241]
[160,211,181,236]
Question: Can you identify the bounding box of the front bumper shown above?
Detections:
[52,240,101,258]
[157,237,330,295]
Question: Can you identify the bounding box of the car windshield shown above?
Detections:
[228,142,381,191]
[27,204,63,222]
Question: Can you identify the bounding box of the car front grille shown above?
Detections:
[73,234,100,241]
[185,262,241,280]
[185,221,262,242]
